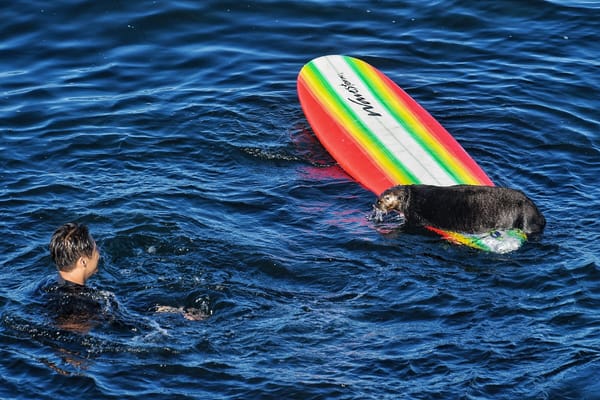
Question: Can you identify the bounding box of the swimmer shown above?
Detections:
[43,222,111,332]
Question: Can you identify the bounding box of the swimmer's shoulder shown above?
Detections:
[37,276,104,315]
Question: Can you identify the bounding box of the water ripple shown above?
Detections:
[1,0,599,398]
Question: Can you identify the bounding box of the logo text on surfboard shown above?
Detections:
[338,73,381,117]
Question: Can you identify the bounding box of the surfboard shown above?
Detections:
[297,55,526,253]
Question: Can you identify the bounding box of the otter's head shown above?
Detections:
[375,186,409,213]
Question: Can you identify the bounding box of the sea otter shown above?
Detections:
[373,184,545,236]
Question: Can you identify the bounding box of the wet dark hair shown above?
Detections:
[49,223,95,272]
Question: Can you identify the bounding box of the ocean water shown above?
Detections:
[1,0,599,398]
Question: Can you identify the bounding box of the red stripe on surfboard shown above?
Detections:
[372,68,494,186]
[297,76,396,195]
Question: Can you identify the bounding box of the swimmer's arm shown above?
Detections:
[154,305,208,321]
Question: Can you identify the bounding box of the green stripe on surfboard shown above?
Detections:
[305,60,420,184]
[345,57,463,185]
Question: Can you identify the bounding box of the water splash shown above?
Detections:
[367,206,405,224]
[367,206,387,223]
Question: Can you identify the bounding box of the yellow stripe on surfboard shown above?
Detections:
[347,58,481,185]
[302,61,417,184]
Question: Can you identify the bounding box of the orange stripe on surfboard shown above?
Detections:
[297,73,399,193]
[346,57,493,187]
[298,61,417,193]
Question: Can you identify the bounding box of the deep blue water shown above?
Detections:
[1,1,599,398]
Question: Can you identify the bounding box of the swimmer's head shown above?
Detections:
[49,223,97,272]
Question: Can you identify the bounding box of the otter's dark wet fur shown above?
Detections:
[374,184,545,236]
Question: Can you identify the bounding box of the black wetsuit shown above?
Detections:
[37,277,120,332]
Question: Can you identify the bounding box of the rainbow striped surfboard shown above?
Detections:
[297,55,526,253]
